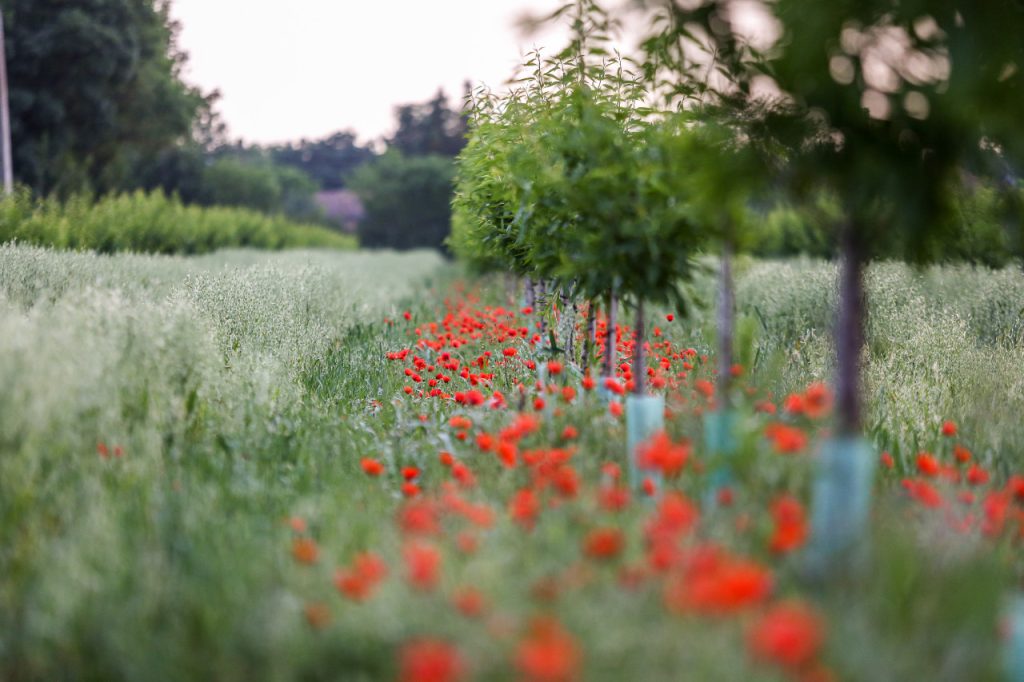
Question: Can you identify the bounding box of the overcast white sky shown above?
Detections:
[169,0,575,146]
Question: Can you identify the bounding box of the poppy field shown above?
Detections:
[3,243,1024,681]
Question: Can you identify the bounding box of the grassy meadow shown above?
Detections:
[2,244,1024,681]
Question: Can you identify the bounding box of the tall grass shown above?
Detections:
[0,245,444,680]
[0,189,355,255]
[714,258,1024,468]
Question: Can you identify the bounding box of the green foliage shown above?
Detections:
[269,131,376,190]
[389,88,468,158]
[0,190,354,255]
[349,151,455,251]
[198,158,324,224]
[1,0,207,196]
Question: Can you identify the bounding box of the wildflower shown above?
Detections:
[534,397,546,411]
[453,586,487,618]
[769,495,808,554]
[666,313,674,322]
[361,457,385,476]
[954,444,972,463]
[765,424,807,454]
[783,393,805,415]
[476,432,495,452]
[451,462,476,488]
[582,375,596,391]
[942,420,957,437]
[561,425,578,440]
[547,360,563,375]
[603,377,625,395]
[636,431,690,478]
[402,466,421,481]
[511,488,540,529]
[803,382,832,418]
[404,542,442,591]
[584,527,625,560]
[641,477,656,496]
[880,452,894,469]
[967,464,990,486]
[398,498,440,535]
[598,485,630,512]
[905,479,944,508]
[515,617,581,682]
[398,638,465,682]
[304,602,331,629]
[916,452,940,477]
[402,482,422,498]
[439,451,454,467]
[645,492,699,544]
[748,601,825,670]
[287,516,308,534]
[503,347,518,357]
[496,440,518,468]
[665,548,772,615]
[695,379,714,399]
[560,386,576,403]
[609,402,623,418]
[292,537,319,565]
[456,531,479,554]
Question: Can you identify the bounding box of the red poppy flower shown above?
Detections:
[361,457,385,476]
[397,638,465,682]
[404,542,441,591]
[292,537,319,565]
[748,601,825,670]
[515,617,581,682]
[583,527,625,560]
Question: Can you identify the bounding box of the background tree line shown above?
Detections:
[1,0,464,250]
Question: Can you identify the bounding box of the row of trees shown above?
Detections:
[453,0,1023,566]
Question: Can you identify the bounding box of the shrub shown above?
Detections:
[0,189,354,255]
[349,151,455,252]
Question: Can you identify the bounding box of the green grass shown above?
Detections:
[1,247,1023,681]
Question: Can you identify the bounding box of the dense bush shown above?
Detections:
[349,151,455,252]
[0,189,355,255]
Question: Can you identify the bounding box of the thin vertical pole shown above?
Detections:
[0,11,12,195]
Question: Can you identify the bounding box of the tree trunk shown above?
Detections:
[561,289,574,361]
[602,289,617,379]
[633,299,646,395]
[716,242,735,410]
[538,279,548,339]
[836,221,865,436]
[583,301,596,374]
[525,277,535,309]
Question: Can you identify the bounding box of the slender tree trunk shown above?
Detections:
[525,277,535,309]
[569,297,578,363]
[603,289,617,378]
[633,299,646,395]
[716,242,735,410]
[538,279,548,339]
[836,221,865,436]
[583,301,596,374]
